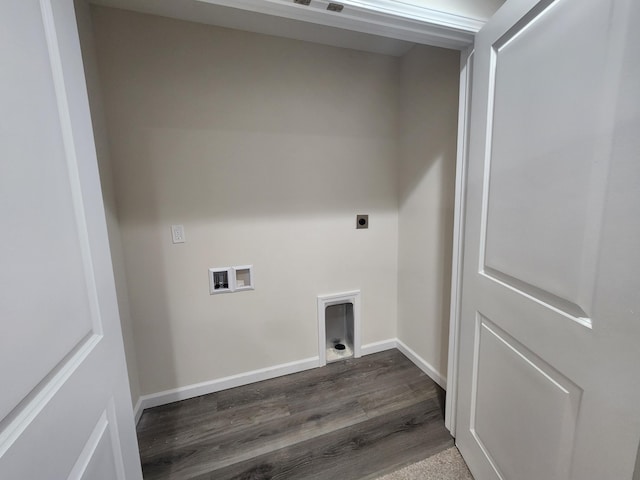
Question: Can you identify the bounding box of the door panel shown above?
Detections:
[0,0,96,421]
[0,0,142,478]
[456,0,640,479]
[482,0,613,320]
[68,406,123,480]
[471,315,581,480]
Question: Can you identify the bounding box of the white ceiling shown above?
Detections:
[87,0,506,56]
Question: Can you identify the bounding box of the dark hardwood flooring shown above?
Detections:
[136,349,453,480]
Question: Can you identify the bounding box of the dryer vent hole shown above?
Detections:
[325,302,355,363]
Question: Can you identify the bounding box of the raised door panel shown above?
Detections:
[482,0,615,321]
[68,407,124,480]
[471,315,581,480]
[0,0,98,423]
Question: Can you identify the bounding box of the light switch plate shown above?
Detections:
[171,224,185,243]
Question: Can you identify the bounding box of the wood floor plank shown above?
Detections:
[285,358,419,415]
[357,382,433,418]
[137,349,452,480]
[145,399,369,479]
[138,394,291,462]
[189,398,453,480]
[138,395,218,435]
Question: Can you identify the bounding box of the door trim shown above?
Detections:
[445,46,474,437]
[91,0,480,50]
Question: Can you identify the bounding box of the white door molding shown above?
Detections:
[196,0,481,46]
[445,45,474,437]
[89,0,480,50]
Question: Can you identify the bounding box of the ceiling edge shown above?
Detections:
[195,0,478,49]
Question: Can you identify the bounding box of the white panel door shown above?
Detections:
[0,1,142,478]
[455,0,640,479]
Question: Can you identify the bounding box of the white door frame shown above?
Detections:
[445,46,474,437]
[67,0,475,439]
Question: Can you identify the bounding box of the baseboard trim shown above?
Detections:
[135,356,320,419]
[396,339,447,390]
[360,339,397,356]
[134,339,446,421]
[133,397,143,425]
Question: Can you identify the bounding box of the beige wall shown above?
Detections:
[75,0,141,405]
[397,45,460,380]
[91,7,401,396]
[634,439,640,480]
[89,7,460,398]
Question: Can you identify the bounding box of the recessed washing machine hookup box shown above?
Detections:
[209,265,254,295]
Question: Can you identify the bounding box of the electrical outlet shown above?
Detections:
[171,224,185,243]
[356,214,368,229]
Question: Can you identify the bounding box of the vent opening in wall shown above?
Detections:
[326,303,354,362]
[318,291,361,366]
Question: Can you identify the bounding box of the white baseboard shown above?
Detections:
[133,397,143,425]
[134,356,320,423]
[360,339,397,356]
[396,338,447,390]
[133,339,446,423]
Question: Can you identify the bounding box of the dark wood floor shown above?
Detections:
[137,349,453,480]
